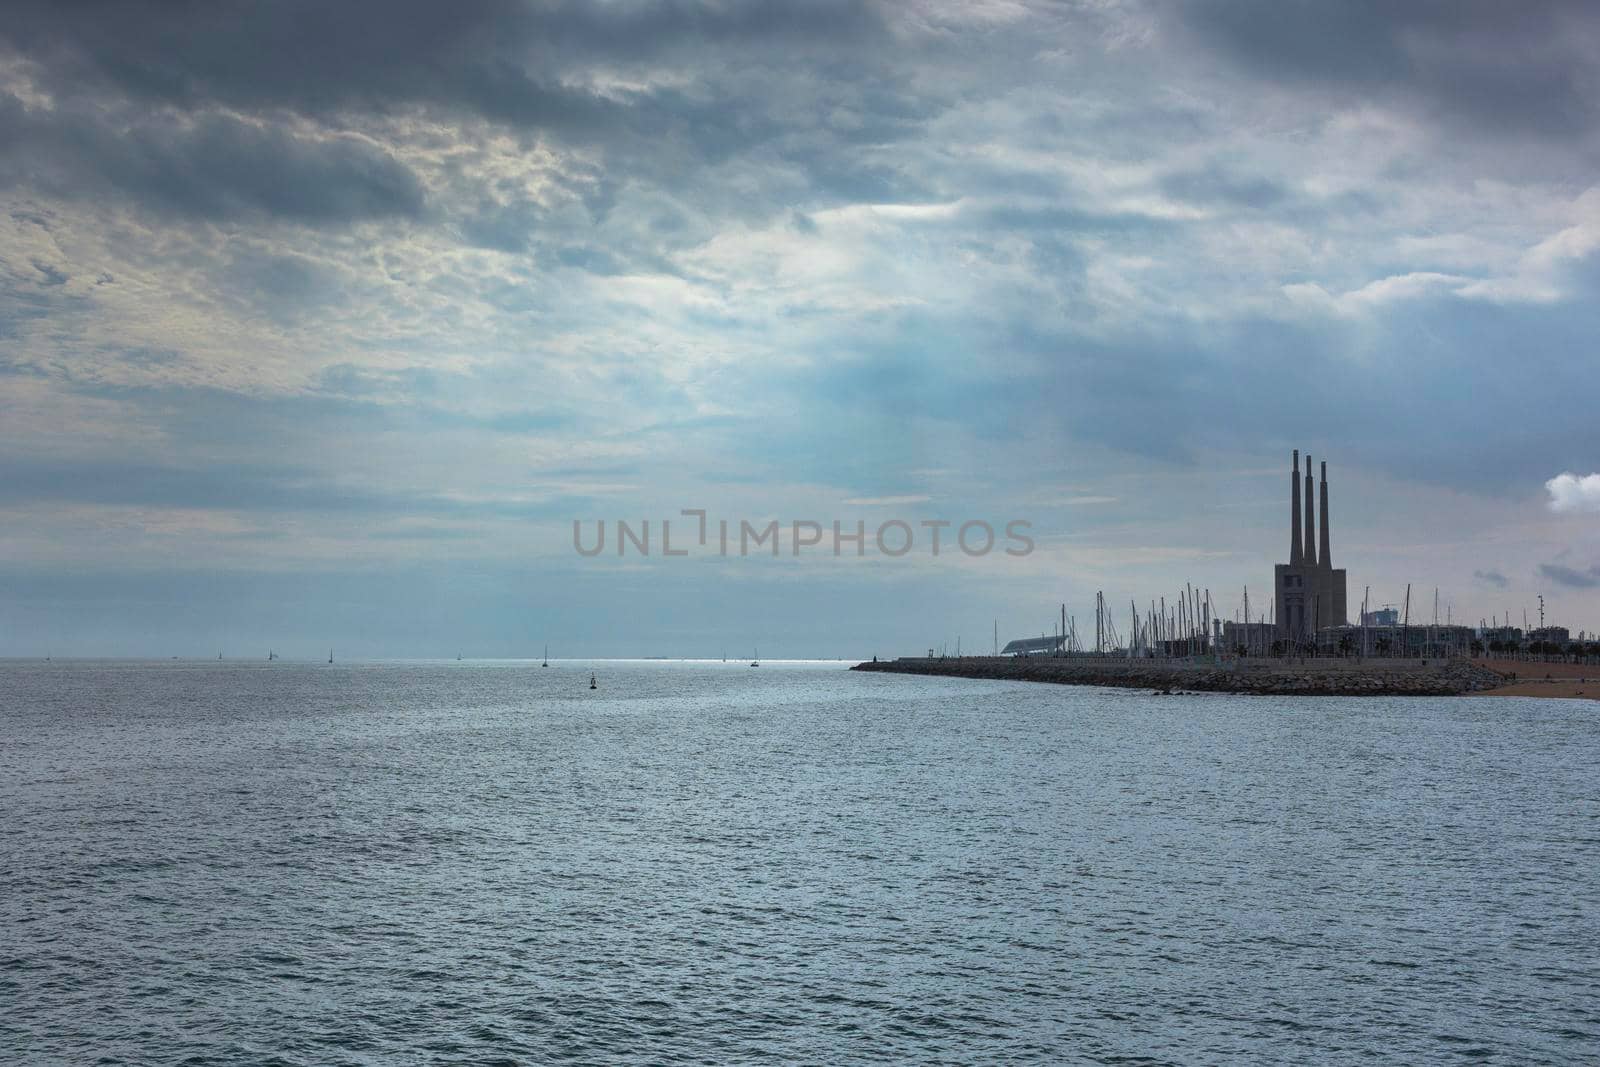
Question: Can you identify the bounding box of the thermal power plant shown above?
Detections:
[1274,450,1348,642]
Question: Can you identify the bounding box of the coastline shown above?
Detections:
[850,655,1568,698]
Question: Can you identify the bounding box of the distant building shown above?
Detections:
[1001,635,1066,656]
[1526,626,1571,647]
[1221,620,1276,656]
[1480,626,1523,648]
[1275,451,1348,641]
[1317,624,1475,657]
[1361,607,1400,627]
[1152,636,1209,657]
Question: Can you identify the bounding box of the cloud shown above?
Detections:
[0,1,893,146]
[1173,1,1600,139]
[1283,271,1473,314]
[1473,569,1509,588]
[841,495,932,506]
[1539,562,1600,589]
[5,0,1600,648]
[0,97,427,224]
[1455,190,1600,303]
[29,258,68,286]
[1284,189,1600,310]
[1546,472,1600,513]
[0,457,592,520]
[1158,165,1286,209]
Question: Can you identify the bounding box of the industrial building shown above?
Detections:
[1275,450,1348,642]
[986,449,1585,663]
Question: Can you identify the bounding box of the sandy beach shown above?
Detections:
[1476,659,1600,700]
[1477,681,1598,700]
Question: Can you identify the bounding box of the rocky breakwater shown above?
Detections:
[850,656,1506,697]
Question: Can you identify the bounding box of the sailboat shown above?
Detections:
[328,649,334,664]
[750,647,760,667]
[268,649,276,661]
[542,644,549,668]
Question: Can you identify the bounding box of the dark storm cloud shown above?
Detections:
[757,288,1600,495]
[0,1,902,228]
[1474,569,1509,588]
[1175,1,1600,138]
[0,0,886,124]
[29,258,69,286]
[1539,562,1600,589]
[0,96,425,222]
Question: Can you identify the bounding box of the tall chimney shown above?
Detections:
[1319,460,1331,570]
[1290,450,1302,565]
[1303,453,1316,566]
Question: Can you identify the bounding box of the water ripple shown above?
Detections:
[2,660,1598,1063]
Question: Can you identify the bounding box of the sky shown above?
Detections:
[3,0,1600,658]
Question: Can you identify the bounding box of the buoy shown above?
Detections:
[589,673,597,690]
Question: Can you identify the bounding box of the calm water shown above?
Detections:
[3,660,1598,1065]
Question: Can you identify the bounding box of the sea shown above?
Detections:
[3,659,1598,1065]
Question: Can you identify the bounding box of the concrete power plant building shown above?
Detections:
[1275,450,1347,642]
